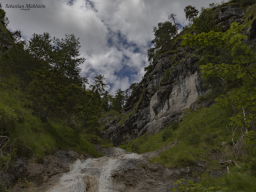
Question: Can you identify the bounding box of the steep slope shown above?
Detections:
[104,2,255,146]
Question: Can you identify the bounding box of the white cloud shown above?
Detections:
[3,0,227,95]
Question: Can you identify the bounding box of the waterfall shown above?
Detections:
[47,159,92,192]
[47,148,142,192]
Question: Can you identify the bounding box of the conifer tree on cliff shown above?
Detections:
[184,5,199,22]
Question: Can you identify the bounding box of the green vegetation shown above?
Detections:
[123,1,256,191]
[199,171,256,191]
[152,105,233,167]
[122,103,256,191]
[172,179,229,192]
[193,8,221,33]
[161,68,172,84]
[0,90,101,159]
[117,90,144,125]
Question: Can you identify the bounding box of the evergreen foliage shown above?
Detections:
[145,18,178,73]
[193,8,220,33]
[184,5,199,22]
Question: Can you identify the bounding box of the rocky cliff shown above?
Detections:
[104,3,256,147]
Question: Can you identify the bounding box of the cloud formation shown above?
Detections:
[3,0,227,94]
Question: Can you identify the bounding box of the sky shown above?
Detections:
[2,0,226,94]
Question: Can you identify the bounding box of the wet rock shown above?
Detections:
[43,148,202,192]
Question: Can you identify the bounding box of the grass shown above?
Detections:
[200,168,256,191]
[152,105,235,167]
[120,103,256,190]
[0,89,101,160]
[100,110,120,119]
[120,130,170,153]
[121,104,234,167]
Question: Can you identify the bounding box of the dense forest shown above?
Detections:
[1,0,256,191]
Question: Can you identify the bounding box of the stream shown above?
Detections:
[46,148,143,192]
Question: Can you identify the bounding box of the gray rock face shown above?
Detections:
[3,150,92,191]
[108,54,205,147]
[104,3,249,147]
[217,5,243,22]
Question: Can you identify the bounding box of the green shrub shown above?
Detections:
[204,133,216,145]
[131,143,140,153]
[188,133,201,146]
[171,121,179,130]
[200,172,256,191]
[172,179,229,192]
[161,68,172,84]
[162,129,172,141]
[193,9,220,33]
[17,115,24,124]
[250,159,256,176]
[0,109,16,135]
[173,151,195,167]
[243,131,256,157]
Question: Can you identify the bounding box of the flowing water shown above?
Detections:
[46,148,143,192]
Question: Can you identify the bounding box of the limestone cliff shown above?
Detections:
[104,3,256,146]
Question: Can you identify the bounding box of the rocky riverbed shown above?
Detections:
[8,147,211,192]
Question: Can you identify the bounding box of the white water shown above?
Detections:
[47,148,142,192]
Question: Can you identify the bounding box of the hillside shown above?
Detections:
[1,0,256,191]
[103,0,255,146]
[100,0,256,191]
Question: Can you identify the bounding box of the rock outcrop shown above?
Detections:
[39,147,209,192]
[2,150,92,191]
[104,3,249,147]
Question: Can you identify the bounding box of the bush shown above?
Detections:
[171,121,179,130]
[188,133,201,146]
[172,179,229,192]
[0,109,16,135]
[131,143,140,153]
[250,159,256,176]
[193,9,220,33]
[173,152,195,167]
[161,68,172,84]
[162,129,173,141]
[204,133,216,145]
[243,131,256,157]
